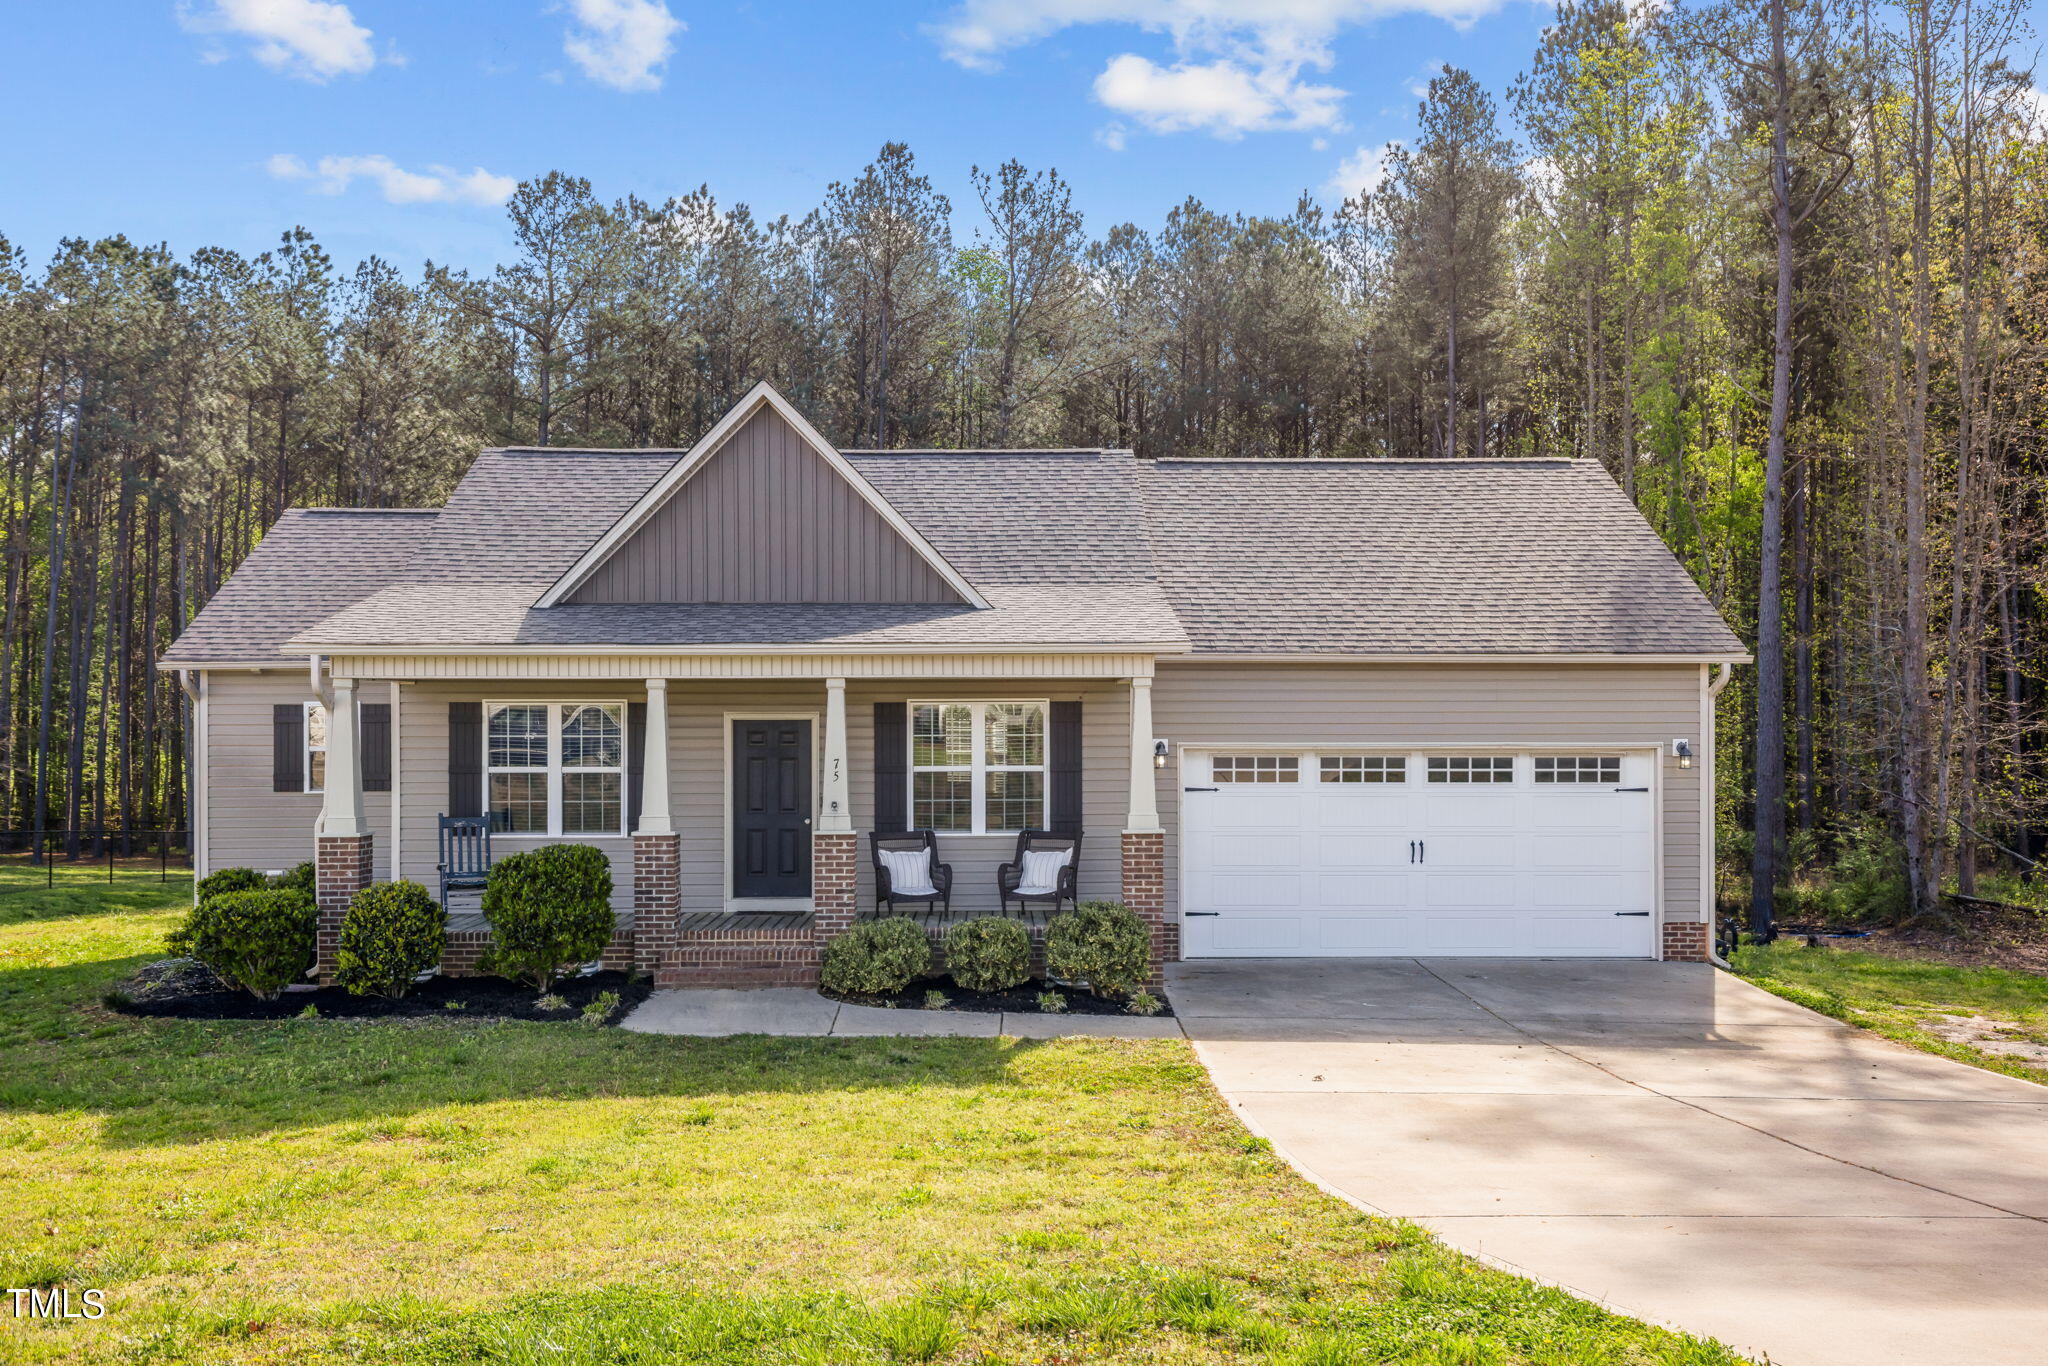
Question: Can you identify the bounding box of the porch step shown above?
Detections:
[656,962,822,989]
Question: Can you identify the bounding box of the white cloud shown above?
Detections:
[179,0,376,81]
[561,0,683,92]
[930,1,1505,142]
[269,153,517,206]
[1327,138,1401,197]
[1095,53,1342,136]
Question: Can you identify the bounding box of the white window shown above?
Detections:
[1428,756,1515,784]
[485,702,626,836]
[1535,756,1622,785]
[304,701,328,794]
[1320,756,1405,784]
[909,701,1046,833]
[1213,755,1299,784]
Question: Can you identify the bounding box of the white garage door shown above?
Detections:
[1181,749,1658,958]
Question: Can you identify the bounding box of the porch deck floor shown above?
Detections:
[678,909,812,935]
[859,906,1060,935]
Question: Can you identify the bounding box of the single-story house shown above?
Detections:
[157,382,1746,986]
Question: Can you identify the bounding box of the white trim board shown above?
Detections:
[536,382,990,611]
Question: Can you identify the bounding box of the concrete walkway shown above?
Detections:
[621,987,1184,1038]
[1167,958,2048,1366]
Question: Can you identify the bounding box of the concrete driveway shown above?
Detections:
[1167,958,2048,1366]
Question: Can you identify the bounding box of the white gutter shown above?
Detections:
[308,653,333,710]
[1704,661,1736,968]
[178,670,207,888]
[1169,652,1756,666]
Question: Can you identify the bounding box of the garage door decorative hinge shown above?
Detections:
[1615,786,1649,792]
[1183,786,1218,792]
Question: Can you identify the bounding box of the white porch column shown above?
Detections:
[637,678,673,835]
[1125,674,1160,833]
[819,676,853,833]
[323,676,365,838]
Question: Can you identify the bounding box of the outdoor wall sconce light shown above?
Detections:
[1672,738,1694,770]
[1153,739,1171,769]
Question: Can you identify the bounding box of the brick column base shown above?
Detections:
[812,832,859,952]
[1121,830,1168,987]
[315,833,374,985]
[1662,921,1710,962]
[632,832,682,977]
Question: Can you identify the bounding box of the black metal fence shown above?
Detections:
[0,829,192,894]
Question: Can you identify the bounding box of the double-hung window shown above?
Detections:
[485,702,626,836]
[304,702,328,793]
[910,701,1046,834]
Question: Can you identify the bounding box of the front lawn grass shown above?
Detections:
[0,880,1745,1365]
[1733,937,2048,1085]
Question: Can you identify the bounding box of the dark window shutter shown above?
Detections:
[448,702,482,817]
[627,702,647,833]
[360,703,392,792]
[273,704,304,793]
[1050,700,1083,833]
[874,702,907,831]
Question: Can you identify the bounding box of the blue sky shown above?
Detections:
[8,1,1563,274]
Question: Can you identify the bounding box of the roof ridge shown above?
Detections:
[297,507,441,515]
[1147,456,1580,466]
[843,447,1110,455]
[486,446,686,457]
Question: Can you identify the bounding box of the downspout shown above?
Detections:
[179,670,206,892]
[1705,661,1735,968]
[309,655,332,838]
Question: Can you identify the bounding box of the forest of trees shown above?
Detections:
[1,0,2042,928]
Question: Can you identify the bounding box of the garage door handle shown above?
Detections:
[1184,786,1218,793]
[1614,911,1650,917]
[1615,787,1649,792]
[1186,911,1220,917]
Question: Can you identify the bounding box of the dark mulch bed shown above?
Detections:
[106,958,650,1024]
[823,976,1172,1018]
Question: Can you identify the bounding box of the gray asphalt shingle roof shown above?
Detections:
[1137,458,1744,656]
[160,509,439,665]
[164,438,1742,664]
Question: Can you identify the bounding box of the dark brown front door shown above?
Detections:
[732,720,812,897]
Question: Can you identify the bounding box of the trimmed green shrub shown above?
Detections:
[944,916,1032,993]
[821,916,932,997]
[333,879,446,998]
[194,866,265,901]
[1045,900,1150,999]
[480,843,614,991]
[272,861,317,895]
[166,888,316,999]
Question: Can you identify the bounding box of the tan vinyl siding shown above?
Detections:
[390,678,1131,921]
[567,408,965,605]
[396,682,635,913]
[657,679,1130,915]
[202,670,391,881]
[1149,662,1706,928]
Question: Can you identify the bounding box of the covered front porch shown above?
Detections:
[308,650,1172,988]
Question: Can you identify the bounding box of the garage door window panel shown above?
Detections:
[1321,756,1406,784]
[1214,755,1298,784]
[1535,756,1622,785]
[1428,756,1515,784]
